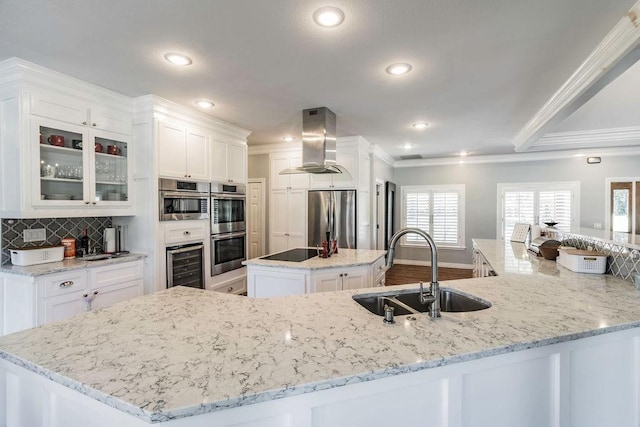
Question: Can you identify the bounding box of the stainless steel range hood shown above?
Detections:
[279,107,350,175]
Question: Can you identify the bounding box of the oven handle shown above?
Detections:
[161,191,209,199]
[212,231,246,241]
[167,244,205,255]
[211,193,246,200]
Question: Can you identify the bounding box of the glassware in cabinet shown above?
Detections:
[93,136,128,202]
[38,125,86,203]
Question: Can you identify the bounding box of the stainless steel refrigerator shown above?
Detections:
[308,190,357,249]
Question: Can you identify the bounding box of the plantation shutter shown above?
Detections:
[405,191,430,243]
[432,191,460,245]
[503,191,535,240]
[538,190,571,232]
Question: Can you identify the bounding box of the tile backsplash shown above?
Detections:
[1,217,112,265]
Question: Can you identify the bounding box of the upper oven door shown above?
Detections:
[160,191,210,221]
[211,193,246,233]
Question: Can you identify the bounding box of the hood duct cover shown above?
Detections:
[279,107,351,176]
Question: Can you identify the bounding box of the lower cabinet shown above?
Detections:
[473,246,496,278]
[0,260,144,336]
[312,267,368,293]
[247,260,385,298]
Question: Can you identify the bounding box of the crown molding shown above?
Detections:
[512,1,640,152]
[533,126,640,149]
[393,145,640,168]
[371,144,395,166]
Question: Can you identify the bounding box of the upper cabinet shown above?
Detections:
[211,139,247,184]
[270,151,309,190]
[157,121,210,181]
[309,138,370,191]
[0,58,135,218]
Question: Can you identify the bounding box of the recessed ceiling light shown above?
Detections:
[402,143,415,150]
[313,6,345,27]
[195,100,214,109]
[282,136,296,142]
[386,63,412,75]
[412,122,429,129]
[458,151,469,157]
[164,52,192,66]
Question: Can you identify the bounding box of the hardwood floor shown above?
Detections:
[385,264,472,286]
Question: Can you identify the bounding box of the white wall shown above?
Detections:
[392,154,640,265]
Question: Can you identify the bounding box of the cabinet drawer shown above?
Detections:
[211,277,246,295]
[372,257,386,280]
[164,222,208,245]
[90,261,143,291]
[42,270,88,298]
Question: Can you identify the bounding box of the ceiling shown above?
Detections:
[0,0,637,160]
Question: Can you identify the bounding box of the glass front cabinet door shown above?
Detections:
[33,118,130,208]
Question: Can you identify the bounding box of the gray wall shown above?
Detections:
[392,154,640,265]
[248,153,270,250]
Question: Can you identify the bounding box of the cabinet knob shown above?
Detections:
[344,273,348,277]
[92,201,97,205]
[339,273,343,277]
[227,286,234,292]
[93,290,99,295]
[59,280,74,288]
[85,201,90,205]
[184,231,191,235]
[82,121,87,125]
[92,123,97,127]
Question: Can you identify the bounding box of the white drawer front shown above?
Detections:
[90,261,143,291]
[211,277,246,295]
[42,271,88,298]
[164,222,208,245]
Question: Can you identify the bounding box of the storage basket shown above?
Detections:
[10,246,65,266]
[558,249,607,274]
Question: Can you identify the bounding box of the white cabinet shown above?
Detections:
[158,121,209,181]
[473,245,496,278]
[312,266,369,293]
[30,88,132,136]
[309,146,357,189]
[211,139,247,183]
[163,221,208,245]
[247,267,309,298]
[270,188,306,253]
[210,275,247,295]
[270,151,308,190]
[0,260,144,336]
[0,61,135,218]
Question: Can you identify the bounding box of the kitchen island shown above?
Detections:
[243,248,388,297]
[1,240,640,426]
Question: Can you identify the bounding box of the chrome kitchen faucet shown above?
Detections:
[386,228,441,318]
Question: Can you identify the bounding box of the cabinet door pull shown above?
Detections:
[227,286,234,292]
[93,290,99,295]
[59,281,74,288]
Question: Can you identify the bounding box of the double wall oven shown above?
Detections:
[210,182,247,276]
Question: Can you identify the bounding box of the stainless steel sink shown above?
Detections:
[81,254,113,261]
[353,287,491,316]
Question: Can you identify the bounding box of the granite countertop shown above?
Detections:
[0,253,147,277]
[560,227,640,250]
[1,240,640,423]
[243,248,387,270]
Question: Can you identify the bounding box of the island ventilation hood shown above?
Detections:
[279,107,350,175]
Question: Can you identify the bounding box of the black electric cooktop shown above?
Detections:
[260,248,318,262]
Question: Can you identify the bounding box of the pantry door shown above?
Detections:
[247,179,266,259]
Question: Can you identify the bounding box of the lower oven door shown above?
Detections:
[211,232,246,276]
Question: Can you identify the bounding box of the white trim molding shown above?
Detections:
[511,1,640,152]
[534,126,640,150]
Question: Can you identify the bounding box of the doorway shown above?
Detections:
[606,178,640,234]
[247,178,266,259]
[374,180,385,250]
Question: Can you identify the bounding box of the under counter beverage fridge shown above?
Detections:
[308,190,357,249]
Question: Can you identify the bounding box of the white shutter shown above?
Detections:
[432,191,459,245]
[503,191,535,240]
[405,191,430,242]
[538,190,571,232]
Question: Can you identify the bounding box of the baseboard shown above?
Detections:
[394,259,474,270]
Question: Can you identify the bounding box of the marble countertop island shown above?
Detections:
[1,240,640,423]
[243,248,387,270]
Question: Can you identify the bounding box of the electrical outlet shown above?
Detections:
[23,228,46,242]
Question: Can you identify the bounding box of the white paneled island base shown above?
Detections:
[2,327,638,427]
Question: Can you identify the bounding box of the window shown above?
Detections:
[401,185,465,248]
[498,182,579,240]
